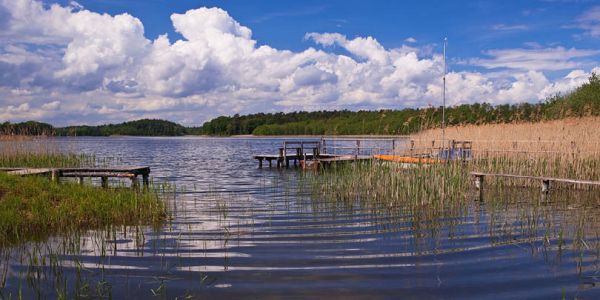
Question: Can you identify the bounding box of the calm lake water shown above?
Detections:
[2,136,600,299]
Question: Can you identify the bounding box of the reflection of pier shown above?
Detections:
[253,137,405,169]
[0,166,150,189]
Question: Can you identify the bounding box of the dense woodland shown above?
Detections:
[0,119,187,136]
[201,73,600,135]
[2,73,600,136]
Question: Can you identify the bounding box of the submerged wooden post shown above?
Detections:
[295,147,301,167]
[474,175,484,201]
[542,180,550,193]
[51,169,60,183]
[131,175,139,190]
[142,174,149,191]
[101,176,108,188]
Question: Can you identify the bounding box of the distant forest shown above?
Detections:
[0,119,188,136]
[200,73,600,135]
[2,73,599,137]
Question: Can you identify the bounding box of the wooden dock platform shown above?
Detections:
[253,137,473,170]
[253,139,388,169]
[0,166,150,189]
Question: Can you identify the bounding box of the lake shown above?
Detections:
[1,136,599,299]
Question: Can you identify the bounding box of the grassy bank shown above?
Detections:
[0,145,167,245]
[0,173,165,244]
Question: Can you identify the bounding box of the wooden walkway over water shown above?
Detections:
[253,138,401,169]
[0,166,150,189]
[470,171,600,200]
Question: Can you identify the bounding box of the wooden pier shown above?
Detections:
[470,171,600,200]
[253,138,400,169]
[0,166,150,189]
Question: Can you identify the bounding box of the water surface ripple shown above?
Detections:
[2,137,600,299]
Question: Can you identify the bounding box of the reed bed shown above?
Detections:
[305,159,600,271]
[0,138,95,168]
[410,116,600,158]
[0,173,166,245]
[303,160,473,234]
[0,141,168,246]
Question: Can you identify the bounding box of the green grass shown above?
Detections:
[0,152,94,168]
[0,149,167,245]
[0,173,166,245]
[308,155,600,204]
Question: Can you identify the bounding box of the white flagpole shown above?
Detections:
[442,37,447,156]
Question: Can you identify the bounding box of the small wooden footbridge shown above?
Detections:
[0,166,150,189]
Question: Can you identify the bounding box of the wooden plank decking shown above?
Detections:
[470,171,600,200]
[253,138,375,169]
[5,168,52,176]
[0,166,150,189]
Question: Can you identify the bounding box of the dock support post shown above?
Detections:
[131,175,139,190]
[474,175,484,201]
[101,176,108,188]
[143,174,149,191]
[542,180,550,193]
[51,169,60,183]
[258,158,263,169]
[268,159,272,168]
[78,177,84,185]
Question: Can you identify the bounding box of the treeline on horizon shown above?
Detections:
[200,73,600,135]
[0,119,190,136]
[2,73,600,137]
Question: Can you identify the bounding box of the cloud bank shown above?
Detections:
[0,0,598,125]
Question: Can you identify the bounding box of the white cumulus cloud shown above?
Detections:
[0,0,598,126]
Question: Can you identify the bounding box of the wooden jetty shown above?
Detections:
[470,171,600,200]
[253,138,402,169]
[254,137,473,170]
[0,166,150,189]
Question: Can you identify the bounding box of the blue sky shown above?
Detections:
[49,0,600,69]
[1,0,600,125]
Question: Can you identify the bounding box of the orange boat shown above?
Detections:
[373,154,442,164]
